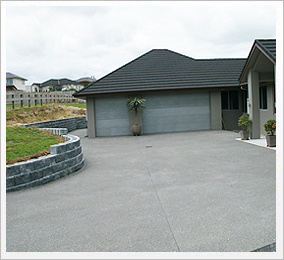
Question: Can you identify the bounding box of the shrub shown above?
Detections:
[264,119,276,135]
[126,97,146,125]
[238,113,252,131]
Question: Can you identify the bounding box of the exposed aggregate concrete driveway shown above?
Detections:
[6,130,276,252]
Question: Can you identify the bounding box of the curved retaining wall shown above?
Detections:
[23,116,87,132]
[6,134,84,192]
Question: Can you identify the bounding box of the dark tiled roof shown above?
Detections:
[74,49,246,96]
[255,39,276,62]
[31,83,41,86]
[40,78,84,87]
[6,72,27,81]
[76,77,96,82]
[238,39,276,83]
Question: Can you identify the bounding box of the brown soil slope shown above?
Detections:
[6,104,86,126]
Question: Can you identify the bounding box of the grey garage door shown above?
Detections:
[142,90,210,134]
[95,95,130,137]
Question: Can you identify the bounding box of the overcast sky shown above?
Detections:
[3,1,279,86]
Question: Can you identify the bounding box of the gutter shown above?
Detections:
[73,84,242,97]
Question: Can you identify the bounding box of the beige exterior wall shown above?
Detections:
[30,84,41,92]
[209,90,222,130]
[247,69,261,139]
[86,97,96,138]
[41,86,50,92]
[25,85,32,92]
[222,110,243,131]
[12,78,26,91]
[259,85,276,136]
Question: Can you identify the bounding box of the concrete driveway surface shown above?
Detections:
[6,130,276,252]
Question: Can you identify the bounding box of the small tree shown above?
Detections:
[126,97,146,125]
[238,113,252,131]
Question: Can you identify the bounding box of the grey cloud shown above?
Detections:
[5,3,277,85]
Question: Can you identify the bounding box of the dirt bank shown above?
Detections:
[6,104,86,126]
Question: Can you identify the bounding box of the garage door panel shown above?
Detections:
[143,90,210,134]
[94,90,210,136]
[144,114,209,133]
[144,106,209,117]
[95,95,130,137]
[145,93,208,109]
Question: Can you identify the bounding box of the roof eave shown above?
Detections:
[239,40,276,83]
[73,84,241,97]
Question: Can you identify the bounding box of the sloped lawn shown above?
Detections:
[6,126,65,165]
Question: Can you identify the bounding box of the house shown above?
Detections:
[74,49,247,137]
[239,39,276,138]
[6,83,18,91]
[27,83,41,92]
[30,78,85,92]
[76,76,96,87]
[6,72,27,91]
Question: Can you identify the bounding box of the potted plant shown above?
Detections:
[238,113,252,140]
[126,97,146,136]
[264,119,276,147]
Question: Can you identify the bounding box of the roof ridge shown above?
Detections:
[74,48,246,97]
[74,49,156,95]
[158,49,196,61]
[255,38,276,41]
[6,72,27,80]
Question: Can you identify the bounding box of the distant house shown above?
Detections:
[6,72,27,91]
[6,83,18,91]
[27,83,41,92]
[74,49,246,137]
[76,76,96,87]
[239,39,276,138]
[30,78,85,92]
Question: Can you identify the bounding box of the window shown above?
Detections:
[259,86,267,110]
[241,90,248,113]
[221,90,239,110]
[273,86,276,114]
[21,80,25,85]
[6,79,13,84]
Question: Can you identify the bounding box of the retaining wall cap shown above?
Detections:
[22,117,86,127]
[50,134,80,154]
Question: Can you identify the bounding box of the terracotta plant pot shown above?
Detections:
[240,130,250,140]
[266,135,276,147]
[131,125,141,136]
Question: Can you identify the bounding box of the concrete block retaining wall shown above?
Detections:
[23,116,87,132]
[39,128,68,135]
[6,134,84,192]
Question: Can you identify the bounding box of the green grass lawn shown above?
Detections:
[6,126,65,164]
[61,102,86,109]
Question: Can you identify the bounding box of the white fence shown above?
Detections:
[6,91,85,109]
